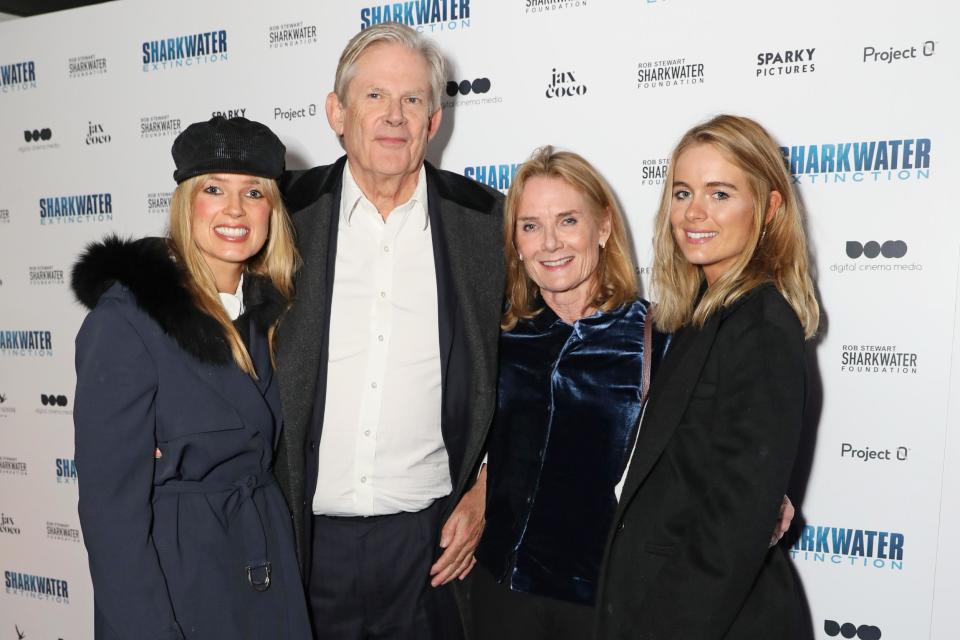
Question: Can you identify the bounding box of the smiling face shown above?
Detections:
[515,176,611,318]
[327,41,441,190]
[669,143,762,285]
[190,173,272,291]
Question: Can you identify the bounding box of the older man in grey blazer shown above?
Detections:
[274,22,503,640]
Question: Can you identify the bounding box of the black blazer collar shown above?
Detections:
[425,160,500,213]
[616,311,722,515]
[280,156,347,214]
[275,160,344,449]
[615,281,780,512]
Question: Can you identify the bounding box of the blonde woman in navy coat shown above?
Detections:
[72,117,311,639]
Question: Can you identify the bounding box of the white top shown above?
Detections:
[615,401,648,501]
[312,162,449,516]
[218,274,244,321]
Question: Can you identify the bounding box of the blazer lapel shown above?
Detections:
[616,312,721,518]
[276,160,344,450]
[427,175,457,398]
[425,163,504,493]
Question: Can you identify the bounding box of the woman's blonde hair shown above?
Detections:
[168,174,299,376]
[651,114,819,338]
[502,146,637,331]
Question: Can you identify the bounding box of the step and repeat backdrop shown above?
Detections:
[1,0,958,638]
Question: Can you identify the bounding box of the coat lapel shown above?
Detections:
[247,318,273,395]
[616,312,721,518]
[176,353,246,424]
[170,332,273,442]
[225,361,275,433]
[246,318,284,449]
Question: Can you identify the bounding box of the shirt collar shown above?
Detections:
[341,161,429,229]
[218,274,244,321]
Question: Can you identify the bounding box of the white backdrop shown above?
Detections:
[1,1,958,638]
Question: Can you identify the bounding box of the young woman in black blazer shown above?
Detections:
[596,114,819,639]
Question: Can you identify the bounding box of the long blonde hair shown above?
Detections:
[502,146,637,331]
[651,115,819,338]
[168,174,299,376]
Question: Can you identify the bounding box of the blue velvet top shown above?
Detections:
[477,299,669,605]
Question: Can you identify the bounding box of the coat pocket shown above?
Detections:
[156,384,244,441]
[158,417,244,441]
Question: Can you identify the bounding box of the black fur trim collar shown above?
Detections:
[71,235,287,365]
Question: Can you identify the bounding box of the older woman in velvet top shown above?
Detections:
[471,147,669,639]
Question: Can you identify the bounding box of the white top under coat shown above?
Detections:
[218,274,244,321]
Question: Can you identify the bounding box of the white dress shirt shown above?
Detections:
[312,162,449,516]
[218,275,244,320]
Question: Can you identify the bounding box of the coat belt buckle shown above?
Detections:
[246,562,272,592]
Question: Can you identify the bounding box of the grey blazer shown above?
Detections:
[273,156,505,574]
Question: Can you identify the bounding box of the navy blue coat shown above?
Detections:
[72,237,311,640]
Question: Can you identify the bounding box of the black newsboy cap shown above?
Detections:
[171,116,286,184]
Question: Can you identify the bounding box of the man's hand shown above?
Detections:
[430,465,487,587]
[770,495,795,547]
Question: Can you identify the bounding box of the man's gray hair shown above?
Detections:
[334,23,446,113]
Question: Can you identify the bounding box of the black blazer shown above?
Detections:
[273,157,505,573]
[596,283,808,640]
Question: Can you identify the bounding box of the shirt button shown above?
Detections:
[371,381,378,389]
[383,245,390,253]
[360,476,367,484]
[616,522,625,532]
[380,290,387,298]
[378,334,384,342]
[364,430,371,437]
